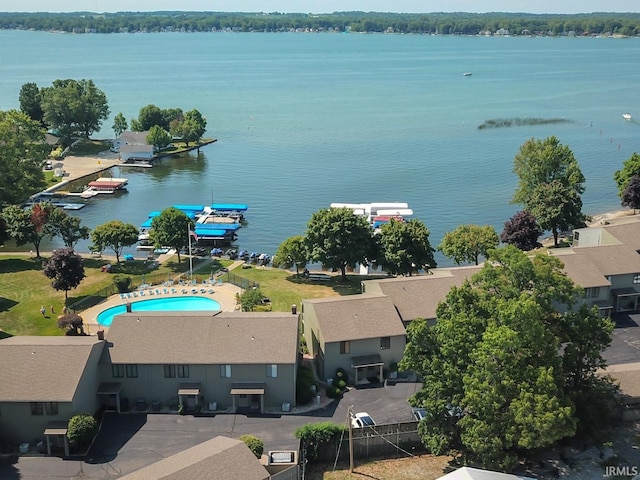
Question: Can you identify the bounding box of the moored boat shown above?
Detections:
[623,113,632,120]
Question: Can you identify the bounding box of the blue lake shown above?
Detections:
[1,31,639,265]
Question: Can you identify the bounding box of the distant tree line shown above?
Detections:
[0,11,639,36]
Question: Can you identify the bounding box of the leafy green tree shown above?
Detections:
[400,246,615,470]
[241,287,266,312]
[0,109,48,206]
[614,152,640,198]
[66,414,97,450]
[90,220,139,264]
[377,219,437,275]
[40,79,110,146]
[46,208,90,248]
[3,203,55,257]
[112,112,128,138]
[131,104,165,131]
[148,207,192,263]
[43,248,86,300]
[146,125,172,152]
[512,136,586,246]
[621,174,640,214]
[272,235,309,278]
[19,82,44,125]
[239,434,264,458]
[438,224,499,265]
[294,422,345,462]
[305,207,373,280]
[180,108,207,146]
[500,210,542,251]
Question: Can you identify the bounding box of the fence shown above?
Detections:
[223,272,259,291]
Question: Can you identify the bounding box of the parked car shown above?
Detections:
[351,412,376,428]
[412,407,427,422]
[43,160,53,170]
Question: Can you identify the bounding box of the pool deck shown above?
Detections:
[81,280,243,334]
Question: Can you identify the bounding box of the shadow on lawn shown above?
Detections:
[0,258,44,274]
[0,298,19,313]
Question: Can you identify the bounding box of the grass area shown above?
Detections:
[227,265,382,312]
[0,254,227,337]
[69,139,111,156]
[42,170,62,185]
[156,138,216,157]
[305,455,453,480]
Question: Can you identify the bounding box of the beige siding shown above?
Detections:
[71,342,104,415]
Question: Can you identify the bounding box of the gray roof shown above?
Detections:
[119,144,154,154]
[573,244,640,276]
[105,311,298,365]
[601,218,640,247]
[552,251,611,288]
[119,435,270,480]
[438,466,535,480]
[366,267,480,321]
[303,295,405,343]
[118,130,150,145]
[0,336,102,402]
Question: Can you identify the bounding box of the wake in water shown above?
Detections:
[478,118,574,129]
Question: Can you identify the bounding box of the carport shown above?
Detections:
[352,354,384,386]
[96,382,122,413]
[230,383,265,413]
[43,421,69,456]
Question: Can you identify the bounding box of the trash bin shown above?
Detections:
[291,304,297,315]
[19,443,29,454]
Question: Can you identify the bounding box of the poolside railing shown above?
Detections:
[222,272,259,291]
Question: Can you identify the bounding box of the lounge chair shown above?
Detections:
[208,289,214,294]
[164,288,169,294]
[171,288,177,294]
[148,289,154,295]
[200,288,206,294]
[132,292,138,298]
[120,293,126,300]
[181,288,187,294]
[155,289,161,295]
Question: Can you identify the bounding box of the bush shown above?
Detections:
[239,434,264,458]
[113,275,131,293]
[337,379,346,390]
[295,422,345,461]
[335,367,347,382]
[66,414,97,451]
[325,385,342,399]
[296,366,316,405]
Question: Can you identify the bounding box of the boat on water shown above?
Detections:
[463,72,472,76]
[80,177,129,198]
[623,113,632,120]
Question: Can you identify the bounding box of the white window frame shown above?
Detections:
[220,364,232,378]
[267,364,278,378]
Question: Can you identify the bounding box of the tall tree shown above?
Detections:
[305,207,373,280]
[511,136,586,247]
[40,79,110,146]
[90,220,139,264]
[400,246,615,470]
[148,207,193,263]
[112,112,128,138]
[438,224,499,265]
[46,208,90,248]
[146,125,172,152]
[377,219,436,275]
[43,248,86,300]
[614,152,640,198]
[500,210,542,251]
[18,82,44,125]
[272,235,309,278]
[621,174,640,214]
[131,104,169,131]
[0,109,48,206]
[3,202,55,257]
[181,108,207,146]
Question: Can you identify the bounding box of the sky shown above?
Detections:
[4,1,639,15]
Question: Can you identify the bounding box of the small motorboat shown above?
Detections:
[623,113,632,120]
[463,72,472,76]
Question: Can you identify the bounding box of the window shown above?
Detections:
[340,341,350,355]
[267,364,278,378]
[164,365,176,378]
[220,364,232,378]
[584,287,600,299]
[45,402,58,415]
[30,402,44,416]
[126,364,138,378]
[380,336,391,350]
[634,274,640,284]
[112,364,125,378]
[177,365,190,378]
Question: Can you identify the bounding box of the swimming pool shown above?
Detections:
[97,296,221,327]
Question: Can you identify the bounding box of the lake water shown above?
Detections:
[1,30,639,265]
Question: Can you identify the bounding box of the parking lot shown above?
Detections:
[0,382,421,479]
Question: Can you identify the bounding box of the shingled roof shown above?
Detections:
[303,295,405,343]
[0,336,103,402]
[552,250,611,289]
[120,435,270,480]
[105,312,298,365]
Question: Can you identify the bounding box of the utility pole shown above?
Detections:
[348,405,354,473]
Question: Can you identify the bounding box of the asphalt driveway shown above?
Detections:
[0,381,421,479]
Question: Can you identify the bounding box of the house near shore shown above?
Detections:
[114,130,155,162]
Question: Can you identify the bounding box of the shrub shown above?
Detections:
[295,422,345,461]
[337,379,346,390]
[239,434,264,458]
[335,367,347,381]
[66,414,97,450]
[113,275,131,293]
[325,385,342,399]
[296,366,316,405]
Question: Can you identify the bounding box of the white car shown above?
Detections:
[351,412,376,428]
[412,407,427,421]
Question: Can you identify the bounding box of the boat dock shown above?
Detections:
[330,202,413,230]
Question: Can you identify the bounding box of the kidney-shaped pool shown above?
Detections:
[97,296,221,327]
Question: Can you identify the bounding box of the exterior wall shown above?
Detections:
[573,228,603,247]
[71,342,104,416]
[0,402,74,444]
[102,362,297,411]
[322,335,405,384]
[301,303,324,360]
